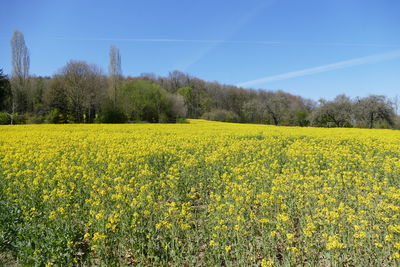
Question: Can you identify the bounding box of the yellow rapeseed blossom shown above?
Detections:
[327,235,346,250]
[93,232,106,241]
[261,258,274,267]
[1,120,399,265]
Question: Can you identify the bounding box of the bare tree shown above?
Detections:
[44,75,69,117]
[168,70,190,93]
[108,45,122,106]
[168,94,187,118]
[59,60,106,122]
[263,91,292,126]
[310,94,354,127]
[392,95,399,116]
[10,30,30,116]
[354,95,395,128]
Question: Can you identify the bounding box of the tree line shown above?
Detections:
[0,30,399,128]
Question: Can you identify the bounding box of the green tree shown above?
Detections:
[119,80,172,122]
[0,69,12,111]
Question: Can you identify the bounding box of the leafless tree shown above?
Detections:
[310,94,354,127]
[10,30,30,117]
[168,70,190,93]
[59,60,106,122]
[392,95,399,116]
[108,45,122,106]
[354,95,395,128]
[168,94,187,118]
[263,91,292,126]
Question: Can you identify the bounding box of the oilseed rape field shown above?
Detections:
[1,120,399,266]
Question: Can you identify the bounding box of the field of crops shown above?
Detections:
[1,120,399,266]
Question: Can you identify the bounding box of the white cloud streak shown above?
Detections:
[51,37,399,48]
[237,49,400,87]
[54,37,279,44]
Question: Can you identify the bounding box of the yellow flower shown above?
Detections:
[303,222,316,238]
[372,225,380,231]
[286,233,294,241]
[93,232,106,241]
[277,213,289,222]
[388,224,400,234]
[2,119,400,264]
[180,223,191,230]
[385,234,393,242]
[48,211,56,220]
[326,235,346,250]
[261,258,274,267]
[353,231,367,239]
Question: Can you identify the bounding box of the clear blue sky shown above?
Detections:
[1,0,399,100]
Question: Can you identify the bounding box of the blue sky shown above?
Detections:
[1,0,399,100]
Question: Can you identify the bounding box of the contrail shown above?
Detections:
[237,49,400,87]
[52,37,282,45]
[51,37,399,48]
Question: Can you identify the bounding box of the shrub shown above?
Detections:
[25,113,46,124]
[0,112,11,125]
[47,109,67,124]
[201,109,239,123]
[159,113,170,123]
[98,107,127,123]
[176,118,189,124]
[12,114,26,124]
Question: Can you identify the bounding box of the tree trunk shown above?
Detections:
[369,112,374,129]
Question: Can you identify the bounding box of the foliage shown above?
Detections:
[97,101,127,123]
[201,109,239,122]
[0,112,11,125]
[2,113,26,125]
[177,86,195,117]
[176,118,189,124]
[24,113,45,124]
[46,108,67,124]
[1,120,399,265]
[119,80,174,123]
[291,111,310,126]
[2,30,399,127]
[0,69,12,111]
[1,61,398,128]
